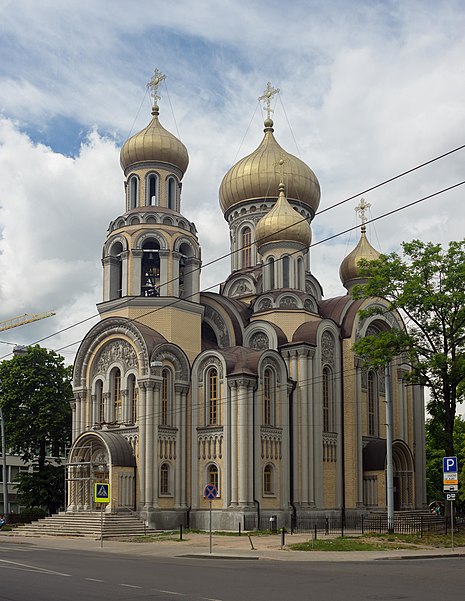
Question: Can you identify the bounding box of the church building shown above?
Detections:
[67,71,426,529]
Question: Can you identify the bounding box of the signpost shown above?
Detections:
[94,483,110,548]
[204,484,218,554]
[443,457,457,551]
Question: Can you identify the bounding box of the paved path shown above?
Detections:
[2,530,464,562]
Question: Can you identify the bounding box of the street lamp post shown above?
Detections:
[0,379,9,518]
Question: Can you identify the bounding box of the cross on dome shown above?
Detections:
[258,82,280,120]
[147,68,166,107]
[355,198,371,233]
[274,155,288,185]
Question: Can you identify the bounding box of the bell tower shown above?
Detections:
[98,69,203,360]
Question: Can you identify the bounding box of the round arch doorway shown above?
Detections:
[67,431,136,512]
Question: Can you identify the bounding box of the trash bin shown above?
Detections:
[269,515,277,533]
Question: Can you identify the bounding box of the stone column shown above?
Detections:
[229,381,238,506]
[138,384,147,508]
[144,382,155,508]
[131,249,143,296]
[103,392,111,424]
[158,250,169,296]
[298,350,309,505]
[174,385,182,507]
[355,358,364,506]
[70,399,77,442]
[237,377,255,506]
[172,251,181,297]
[180,388,188,508]
[122,389,130,424]
[120,250,129,296]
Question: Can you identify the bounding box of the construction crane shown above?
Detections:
[0,312,55,333]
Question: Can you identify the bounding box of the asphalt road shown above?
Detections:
[0,541,464,601]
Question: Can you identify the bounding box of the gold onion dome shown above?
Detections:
[339,225,381,289]
[219,118,320,215]
[256,182,312,250]
[120,104,189,174]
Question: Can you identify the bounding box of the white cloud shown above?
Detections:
[0,0,464,361]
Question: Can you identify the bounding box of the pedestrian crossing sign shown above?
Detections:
[94,482,110,503]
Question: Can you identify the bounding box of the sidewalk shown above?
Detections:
[2,530,465,562]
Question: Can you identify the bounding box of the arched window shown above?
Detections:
[296,257,303,290]
[167,177,176,210]
[263,368,275,426]
[207,368,219,426]
[368,370,377,436]
[161,368,172,426]
[111,368,122,423]
[128,374,138,424]
[160,463,170,495]
[96,380,104,424]
[129,175,139,209]
[146,173,158,206]
[109,241,123,300]
[263,464,274,495]
[282,256,290,288]
[207,463,219,492]
[241,227,252,268]
[268,257,275,290]
[323,366,333,432]
[141,239,161,296]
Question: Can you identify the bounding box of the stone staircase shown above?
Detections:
[10,511,153,539]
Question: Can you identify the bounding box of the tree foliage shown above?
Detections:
[352,239,465,456]
[16,465,66,516]
[0,345,72,469]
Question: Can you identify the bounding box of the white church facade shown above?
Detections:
[67,71,426,530]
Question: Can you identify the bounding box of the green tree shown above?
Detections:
[352,239,465,457]
[0,345,72,513]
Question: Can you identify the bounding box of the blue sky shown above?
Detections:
[0,0,464,359]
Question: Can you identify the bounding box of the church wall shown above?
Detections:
[256,311,316,341]
[323,461,337,508]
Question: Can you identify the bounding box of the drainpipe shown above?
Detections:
[339,337,346,527]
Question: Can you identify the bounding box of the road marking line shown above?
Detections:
[120,583,141,588]
[0,559,71,576]
[158,591,186,596]
[85,578,105,582]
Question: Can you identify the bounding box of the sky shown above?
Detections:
[0,0,464,364]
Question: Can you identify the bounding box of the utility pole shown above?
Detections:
[385,363,394,533]
[0,379,8,517]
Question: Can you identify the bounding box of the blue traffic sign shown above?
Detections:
[443,456,458,473]
[204,484,218,500]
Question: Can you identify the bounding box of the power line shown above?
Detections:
[1,142,464,359]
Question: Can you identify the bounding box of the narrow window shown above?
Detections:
[282,256,290,288]
[264,464,274,495]
[263,368,275,426]
[167,177,176,210]
[129,176,139,209]
[146,173,158,206]
[113,368,122,423]
[323,366,332,432]
[297,257,303,290]
[241,227,252,268]
[128,374,138,424]
[268,257,275,289]
[368,371,377,436]
[96,380,104,424]
[208,464,219,492]
[160,463,170,495]
[207,368,219,426]
[161,369,171,426]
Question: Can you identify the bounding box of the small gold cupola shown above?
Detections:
[340,198,381,291]
[256,162,312,251]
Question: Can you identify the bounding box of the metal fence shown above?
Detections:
[258,514,450,536]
